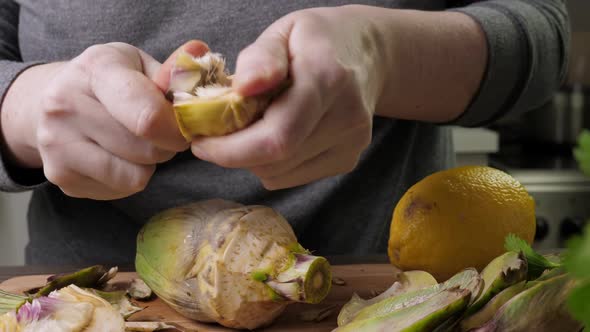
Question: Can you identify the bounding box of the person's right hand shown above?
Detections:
[1,41,209,200]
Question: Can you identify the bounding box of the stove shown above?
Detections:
[489,145,590,250]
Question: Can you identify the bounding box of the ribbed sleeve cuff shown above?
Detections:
[446,3,531,127]
[0,60,47,192]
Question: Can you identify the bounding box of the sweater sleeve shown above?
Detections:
[0,1,46,192]
[446,0,570,127]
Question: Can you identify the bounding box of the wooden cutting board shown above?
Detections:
[0,264,401,331]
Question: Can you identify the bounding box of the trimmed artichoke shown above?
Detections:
[135,199,332,330]
[168,51,289,139]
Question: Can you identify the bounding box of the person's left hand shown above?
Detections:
[191,5,385,190]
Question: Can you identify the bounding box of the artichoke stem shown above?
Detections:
[33,265,112,297]
[265,254,332,304]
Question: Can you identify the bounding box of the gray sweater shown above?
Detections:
[0,0,569,265]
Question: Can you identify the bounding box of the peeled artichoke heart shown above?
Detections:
[472,274,583,332]
[169,51,283,139]
[135,199,332,330]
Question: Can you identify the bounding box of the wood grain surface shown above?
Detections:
[0,263,401,331]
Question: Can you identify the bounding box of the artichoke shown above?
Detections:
[337,270,438,326]
[135,199,332,330]
[168,51,290,139]
[0,285,125,332]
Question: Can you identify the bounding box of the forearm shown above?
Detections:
[363,7,488,122]
[1,62,64,169]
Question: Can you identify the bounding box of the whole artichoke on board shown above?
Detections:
[135,199,332,330]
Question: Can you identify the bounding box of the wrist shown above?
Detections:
[1,62,64,169]
[366,8,488,122]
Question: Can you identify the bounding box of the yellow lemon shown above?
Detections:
[388,166,535,281]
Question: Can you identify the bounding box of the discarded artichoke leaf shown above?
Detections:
[125,321,178,331]
[28,265,114,297]
[466,251,527,315]
[87,288,144,319]
[332,277,346,286]
[334,288,471,332]
[350,268,481,324]
[460,281,526,331]
[535,265,567,282]
[97,266,119,285]
[337,270,437,326]
[128,279,153,301]
[472,274,583,332]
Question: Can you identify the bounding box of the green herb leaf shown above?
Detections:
[504,234,560,280]
[566,281,590,328]
[564,225,590,279]
[564,224,590,329]
[574,130,590,177]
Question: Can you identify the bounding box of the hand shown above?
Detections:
[1,41,209,200]
[190,6,384,190]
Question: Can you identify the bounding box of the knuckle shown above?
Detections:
[309,47,351,88]
[265,127,299,161]
[128,166,154,192]
[35,120,59,149]
[40,85,70,114]
[134,101,162,139]
[43,164,71,188]
[324,60,351,88]
[76,44,112,69]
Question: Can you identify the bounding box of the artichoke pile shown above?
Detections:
[135,199,332,330]
[0,266,164,332]
[333,238,584,332]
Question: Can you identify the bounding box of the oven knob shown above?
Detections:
[560,217,587,242]
[535,217,549,241]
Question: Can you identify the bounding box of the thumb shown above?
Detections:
[233,28,291,97]
[148,40,210,92]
